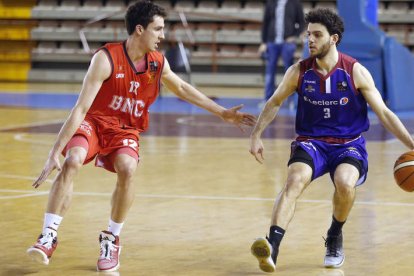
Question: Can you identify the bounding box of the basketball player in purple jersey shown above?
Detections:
[249,8,414,273]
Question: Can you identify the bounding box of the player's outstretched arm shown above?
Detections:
[250,63,300,163]
[354,63,414,150]
[161,58,256,129]
[32,50,111,188]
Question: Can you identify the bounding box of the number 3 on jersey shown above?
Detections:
[323,108,331,119]
[122,139,138,150]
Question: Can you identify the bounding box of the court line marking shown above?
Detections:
[0,119,65,132]
[0,173,53,183]
[14,133,54,146]
[0,175,53,199]
[0,174,413,206]
[11,133,288,153]
[4,117,408,145]
[176,116,294,129]
[10,126,411,149]
[0,191,49,199]
[1,188,413,206]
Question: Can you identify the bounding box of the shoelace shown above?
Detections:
[323,236,340,257]
[99,239,118,260]
[38,233,55,250]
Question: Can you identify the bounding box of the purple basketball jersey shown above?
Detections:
[296,52,369,138]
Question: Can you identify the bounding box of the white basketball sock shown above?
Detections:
[108,219,124,236]
[43,213,63,233]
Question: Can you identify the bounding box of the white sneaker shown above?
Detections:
[324,233,345,268]
[97,231,121,272]
[251,237,277,273]
[27,228,58,265]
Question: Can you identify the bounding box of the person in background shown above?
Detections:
[259,0,305,109]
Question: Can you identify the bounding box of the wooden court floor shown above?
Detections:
[0,104,414,275]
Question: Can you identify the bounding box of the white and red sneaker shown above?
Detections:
[27,227,58,265]
[97,231,121,272]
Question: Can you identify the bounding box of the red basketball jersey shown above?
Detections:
[87,41,165,132]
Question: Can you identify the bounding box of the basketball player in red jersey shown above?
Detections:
[26,0,256,272]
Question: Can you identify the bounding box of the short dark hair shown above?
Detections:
[305,8,345,45]
[125,0,167,35]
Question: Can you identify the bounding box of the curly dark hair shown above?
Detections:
[125,0,167,35]
[305,8,345,45]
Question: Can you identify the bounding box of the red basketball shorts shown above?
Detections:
[62,115,140,173]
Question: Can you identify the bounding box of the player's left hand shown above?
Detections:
[221,104,256,131]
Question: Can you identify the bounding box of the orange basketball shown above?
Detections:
[393,151,414,192]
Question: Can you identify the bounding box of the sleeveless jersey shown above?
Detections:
[296,52,369,138]
[87,41,164,132]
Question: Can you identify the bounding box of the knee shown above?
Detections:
[115,160,137,181]
[334,175,355,197]
[284,174,308,199]
[62,154,83,172]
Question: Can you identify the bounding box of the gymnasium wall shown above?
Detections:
[0,0,36,81]
[338,0,414,111]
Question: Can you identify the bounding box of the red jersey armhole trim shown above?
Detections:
[158,56,165,89]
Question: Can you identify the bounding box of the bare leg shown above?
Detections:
[27,147,86,265]
[111,154,138,223]
[251,162,313,272]
[271,162,313,229]
[332,163,359,222]
[324,163,359,268]
[46,147,87,216]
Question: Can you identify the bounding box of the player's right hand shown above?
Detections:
[32,154,62,188]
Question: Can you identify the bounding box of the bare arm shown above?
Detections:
[354,63,414,150]
[33,50,111,187]
[250,63,300,163]
[161,58,256,128]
